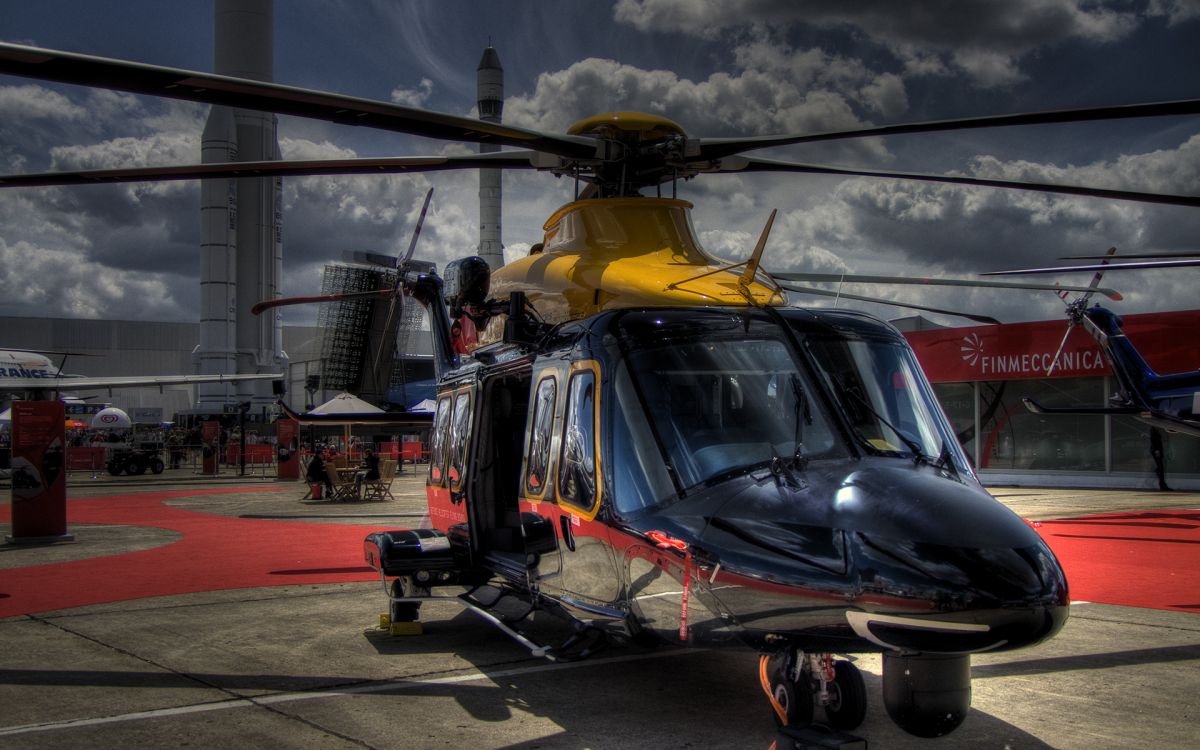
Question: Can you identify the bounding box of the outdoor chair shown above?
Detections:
[361,459,396,501]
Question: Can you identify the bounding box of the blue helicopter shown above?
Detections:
[988,251,1200,438]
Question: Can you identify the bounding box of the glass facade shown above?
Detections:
[933,377,1198,479]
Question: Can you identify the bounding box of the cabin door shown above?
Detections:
[520,363,622,614]
[469,370,536,574]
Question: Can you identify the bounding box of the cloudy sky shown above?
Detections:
[1,0,1198,328]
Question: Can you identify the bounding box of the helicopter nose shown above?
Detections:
[690,465,1068,653]
[846,532,1069,653]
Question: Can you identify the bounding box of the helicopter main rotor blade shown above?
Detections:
[0,152,539,188]
[728,157,1200,208]
[984,259,1200,275]
[0,43,596,160]
[1061,251,1200,260]
[778,283,1001,325]
[696,98,1200,161]
[770,271,1123,300]
[399,187,435,268]
[371,187,434,381]
[250,289,389,316]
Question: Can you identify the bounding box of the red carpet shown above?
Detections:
[1035,510,1200,613]
[2,492,1197,617]
[0,488,398,618]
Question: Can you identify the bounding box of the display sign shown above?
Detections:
[130,407,163,424]
[8,400,72,542]
[905,309,1200,383]
[276,418,300,480]
[65,402,108,416]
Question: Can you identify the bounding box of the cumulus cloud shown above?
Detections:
[0,237,188,320]
[390,77,434,107]
[730,132,1200,324]
[1147,0,1200,25]
[502,48,895,155]
[613,0,1142,86]
[0,2,1193,330]
[0,84,89,121]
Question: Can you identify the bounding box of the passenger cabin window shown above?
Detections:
[448,391,472,487]
[525,377,556,495]
[428,395,452,484]
[558,370,597,511]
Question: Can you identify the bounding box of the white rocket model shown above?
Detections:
[196,0,287,410]
[477,46,504,269]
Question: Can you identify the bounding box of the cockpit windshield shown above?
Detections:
[614,315,844,496]
[805,334,948,462]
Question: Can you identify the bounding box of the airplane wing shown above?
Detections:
[2,372,282,393]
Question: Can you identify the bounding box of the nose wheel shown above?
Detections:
[760,650,867,732]
[824,659,867,730]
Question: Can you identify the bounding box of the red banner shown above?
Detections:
[9,400,71,541]
[905,309,1200,383]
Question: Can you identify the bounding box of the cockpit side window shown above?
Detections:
[806,336,946,460]
[557,368,598,514]
[525,376,557,496]
[448,391,472,488]
[428,395,452,485]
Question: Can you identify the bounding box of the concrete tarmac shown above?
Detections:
[2,470,1198,748]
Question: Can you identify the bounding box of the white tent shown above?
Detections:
[0,407,10,424]
[310,392,385,415]
[411,398,437,413]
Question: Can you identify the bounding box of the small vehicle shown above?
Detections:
[106,444,165,476]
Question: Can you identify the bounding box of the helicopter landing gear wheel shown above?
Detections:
[772,675,814,727]
[386,577,423,635]
[823,660,867,730]
[761,652,814,728]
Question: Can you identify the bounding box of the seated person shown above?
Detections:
[305,452,334,495]
[355,448,381,494]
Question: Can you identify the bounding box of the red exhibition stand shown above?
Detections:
[276,418,300,480]
[7,400,74,543]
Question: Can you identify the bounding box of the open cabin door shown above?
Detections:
[466,366,562,584]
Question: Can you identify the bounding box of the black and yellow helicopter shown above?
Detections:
[2,41,1199,743]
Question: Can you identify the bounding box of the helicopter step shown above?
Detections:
[364,528,607,660]
[774,724,867,750]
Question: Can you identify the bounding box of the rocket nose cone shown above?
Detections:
[478,46,503,71]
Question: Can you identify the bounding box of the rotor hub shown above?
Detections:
[563,112,700,197]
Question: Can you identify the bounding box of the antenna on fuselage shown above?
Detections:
[738,209,777,305]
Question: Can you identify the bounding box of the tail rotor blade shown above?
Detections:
[1080,247,1117,306]
[1045,322,1075,377]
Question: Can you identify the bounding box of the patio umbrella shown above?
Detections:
[309,392,384,452]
